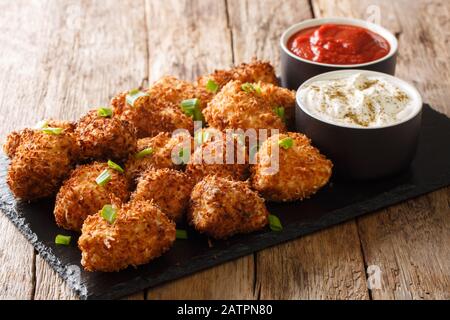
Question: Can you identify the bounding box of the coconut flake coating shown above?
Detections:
[125,132,193,183]
[203,80,287,133]
[131,168,194,222]
[111,89,194,139]
[186,138,249,184]
[188,176,269,239]
[54,162,129,232]
[78,200,176,272]
[75,109,137,162]
[251,132,333,202]
[6,126,77,200]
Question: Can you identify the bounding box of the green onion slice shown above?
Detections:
[241,82,261,95]
[268,215,283,232]
[41,127,63,135]
[194,130,211,145]
[176,229,188,239]
[278,137,294,150]
[107,160,124,173]
[126,89,149,107]
[101,204,117,224]
[273,106,285,121]
[55,234,71,245]
[135,147,154,159]
[95,169,111,186]
[205,79,219,93]
[97,107,113,118]
[180,98,204,121]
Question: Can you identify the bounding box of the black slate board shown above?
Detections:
[1,104,450,300]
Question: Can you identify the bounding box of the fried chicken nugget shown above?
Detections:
[79,200,176,272]
[3,120,75,159]
[148,76,208,110]
[131,169,194,222]
[197,59,278,93]
[258,82,296,129]
[111,89,194,138]
[5,125,77,200]
[75,110,137,162]
[251,133,333,202]
[54,162,129,231]
[186,137,249,184]
[125,131,193,182]
[203,80,287,133]
[188,176,269,239]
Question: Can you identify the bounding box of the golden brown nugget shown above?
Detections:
[203,80,287,133]
[197,59,278,93]
[258,82,296,129]
[188,176,269,239]
[6,126,77,200]
[112,89,194,138]
[251,132,333,202]
[75,109,137,161]
[131,169,194,222]
[54,162,129,232]
[79,200,176,272]
[3,120,76,159]
[147,76,207,110]
[125,132,193,183]
[186,138,249,184]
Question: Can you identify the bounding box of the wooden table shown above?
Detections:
[0,0,449,300]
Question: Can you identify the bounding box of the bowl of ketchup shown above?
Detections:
[280,18,398,90]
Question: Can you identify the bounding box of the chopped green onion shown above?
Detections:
[107,160,124,173]
[126,89,149,107]
[176,229,188,239]
[180,98,204,122]
[268,215,283,232]
[278,137,294,150]
[55,234,71,246]
[135,147,154,159]
[101,204,117,224]
[273,106,285,122]
[253,83,262,95]
[97,107,113,118]
[194,130,211,145]
[41,127,63,135]
[241,82,261,95]
[205,79,219,93]
[95,169,111,186]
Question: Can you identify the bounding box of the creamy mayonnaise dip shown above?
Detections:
[299,73,415,127]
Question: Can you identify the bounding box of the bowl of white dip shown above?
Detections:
[296,70,422,180]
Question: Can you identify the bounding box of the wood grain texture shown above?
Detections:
[312,0,450,300]
[0,0,448,300]
[227,0,369,300]
[144,0,255,300]
[0,0,148,299]
[257,222,369,300]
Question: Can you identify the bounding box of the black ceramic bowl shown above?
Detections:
[295,70,423,181]
[280,17,398,90]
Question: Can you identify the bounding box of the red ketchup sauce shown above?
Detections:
[288,24,390,65]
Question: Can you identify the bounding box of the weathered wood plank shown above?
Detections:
[148,258,256,300]
[313,0,450,300]
[144,0,256,299]
[257,223,369,300]
[146,0,233,81]
[227,0,369,300]
[0,0,149,299]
